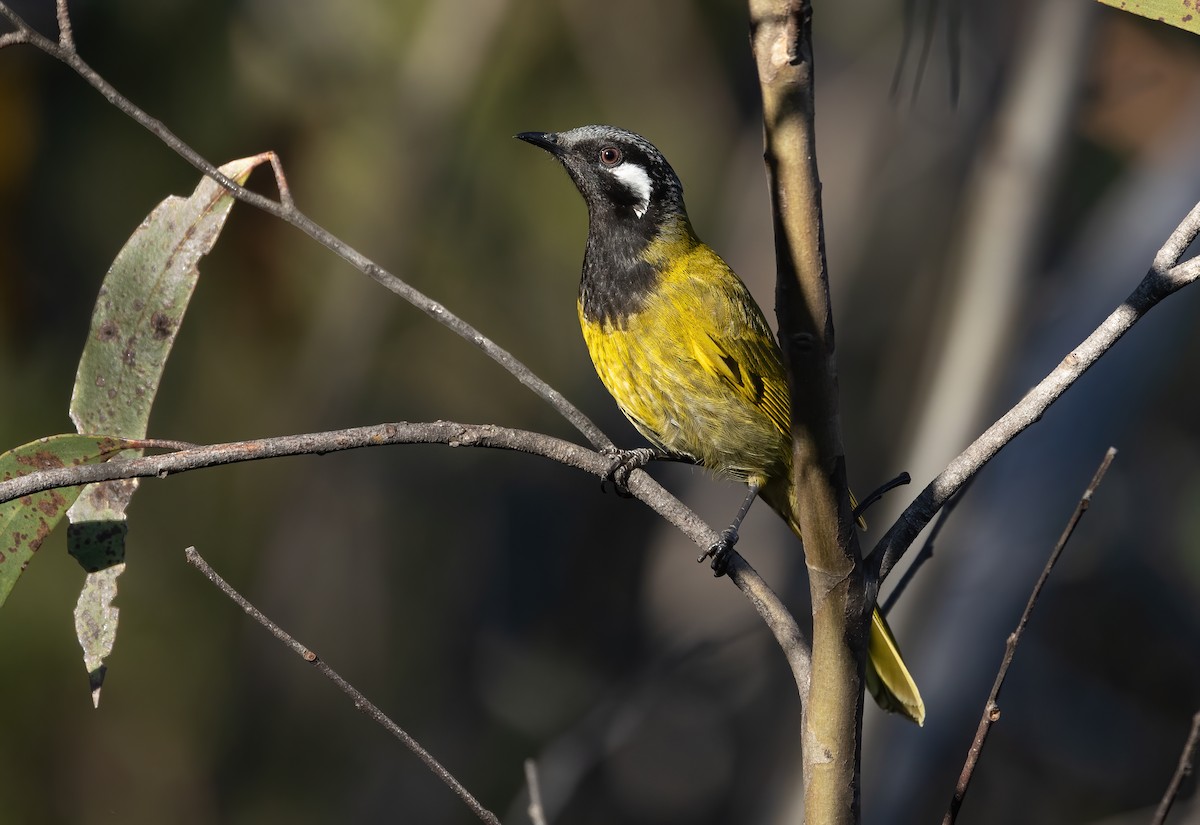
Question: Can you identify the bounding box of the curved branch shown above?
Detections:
[0,2,608,451]
[0,421,811,692]
[870,229,1200,586]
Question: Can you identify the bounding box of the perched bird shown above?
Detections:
[517,125,924,724]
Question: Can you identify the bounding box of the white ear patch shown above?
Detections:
[608,162,653,218]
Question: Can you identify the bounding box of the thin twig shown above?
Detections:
[54,0,72,49]
[0,1,608,451]
[182,546,501,825]
[524,759,548,825]
[853,471,911,522]
[871,241,1200,585]
[883,474,964,613]
[942,447,1117,825]
[880,474,973,616]
[1151,710,1200,825]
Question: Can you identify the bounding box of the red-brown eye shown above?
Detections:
[599,146,622,166]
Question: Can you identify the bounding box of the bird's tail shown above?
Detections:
[764,485,926,726]
[865,605,925,725]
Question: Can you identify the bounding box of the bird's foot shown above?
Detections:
[698,528,740,577]
[599,446,658,498]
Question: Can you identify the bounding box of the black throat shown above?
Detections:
[579,204,663,328]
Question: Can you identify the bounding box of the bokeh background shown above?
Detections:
[2,0,1199,822]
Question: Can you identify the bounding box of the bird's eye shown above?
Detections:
[599,146,622,166]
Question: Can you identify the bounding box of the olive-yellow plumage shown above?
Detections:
[519,125,924,725]
[579,215,791,488]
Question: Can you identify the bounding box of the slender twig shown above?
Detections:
[853,471,911,522]
[54,0,72,49]
[879,474,972,617]
[182,546,502,825]
[1151,710,1200,825]
[524,759,548,825]
[871,245,1200,587]
[0,1,607,451]
[942,447,1117,825]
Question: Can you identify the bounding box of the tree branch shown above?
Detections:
[879,476,972,617]
[870,219,1200,587]
[0,421,812,701]
[942,447,1116,824]
[183,546,501,825]
[750,0,862,819]
[1152,710,1200,825]
[0,1,608,451]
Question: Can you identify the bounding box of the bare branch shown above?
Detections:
[879,476,973,617]
[750,0,862,817]
[183,547,501,825]
[0,423,721,551]
[942,447,1116,825]
[0,1,607,451]
[1152,710,1200,825]
[0,421,812,699]
[54,0,72,49]
[872,233,1200,586]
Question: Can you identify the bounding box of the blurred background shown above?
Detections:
[1,0,1199,822]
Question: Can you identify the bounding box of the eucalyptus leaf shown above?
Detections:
[0,434,132,607]
[67,155,270,705]
[1094,0,1200,35]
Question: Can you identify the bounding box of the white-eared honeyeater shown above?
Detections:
[517,125,924,724]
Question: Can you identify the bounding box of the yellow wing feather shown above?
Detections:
[867,607,926,725]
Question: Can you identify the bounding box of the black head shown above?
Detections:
[516,125,686,225]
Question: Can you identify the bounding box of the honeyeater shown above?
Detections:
[517,125,924,725]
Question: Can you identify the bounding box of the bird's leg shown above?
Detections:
[700,481,761,577]
[599,446,665,498]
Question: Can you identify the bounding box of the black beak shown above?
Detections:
[516,131,562,155]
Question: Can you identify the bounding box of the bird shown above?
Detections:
[517,124,924,725]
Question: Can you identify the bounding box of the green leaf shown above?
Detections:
[1095,0,1200,35]
[0,435,132,608]
[70,155,266,451]
[67,155,270,706]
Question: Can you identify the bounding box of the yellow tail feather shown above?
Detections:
[866,607,925,725]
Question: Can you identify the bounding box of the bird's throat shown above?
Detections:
[579,213,695,328]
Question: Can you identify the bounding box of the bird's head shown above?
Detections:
[517,125,685,225]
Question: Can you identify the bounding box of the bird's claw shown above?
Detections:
[699,528,739,577]
[599,447,657,497]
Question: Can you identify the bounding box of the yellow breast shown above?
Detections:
[578,232,792,486]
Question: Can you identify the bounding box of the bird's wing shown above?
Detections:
[672,246,791,438]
